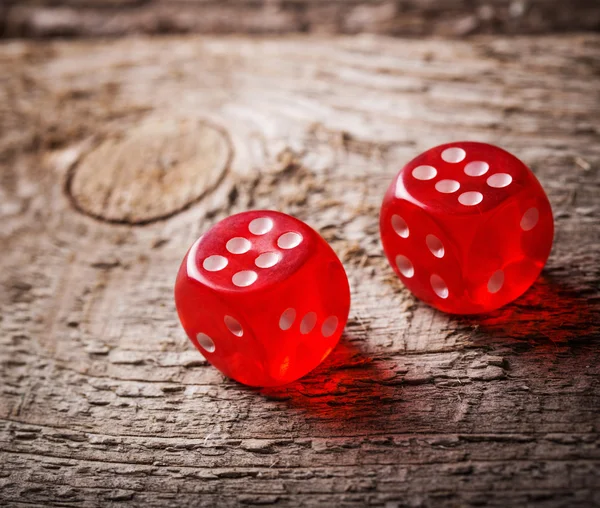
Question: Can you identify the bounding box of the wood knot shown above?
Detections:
[65,118,231,225]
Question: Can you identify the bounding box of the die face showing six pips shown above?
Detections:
[174,210,350,387]
[381,142,554,314]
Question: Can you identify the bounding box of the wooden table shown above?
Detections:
[1,33,599,507]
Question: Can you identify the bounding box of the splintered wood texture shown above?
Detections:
[1,35,599,507]
[2,0,600,38]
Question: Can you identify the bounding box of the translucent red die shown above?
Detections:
[175,210,350,386]
[380,142,554,314]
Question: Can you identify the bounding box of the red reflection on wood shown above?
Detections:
[465,275,599,349]
[260,335,402,431]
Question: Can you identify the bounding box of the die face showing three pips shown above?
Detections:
[174,210,350,387]
[380,141,554,314]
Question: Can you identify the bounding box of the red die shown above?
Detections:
[380,142,554,314]
[175,210,350,386]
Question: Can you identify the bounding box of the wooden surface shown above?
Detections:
[2,0,600,38]
[1,33,599,507]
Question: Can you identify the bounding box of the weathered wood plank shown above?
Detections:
[0,34,599,506]
[2,0,600,38]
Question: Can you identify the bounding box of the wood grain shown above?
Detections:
[67,118,232,224]
[2,0,600,38]
[0,34,599,506]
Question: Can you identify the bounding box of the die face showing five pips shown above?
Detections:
[381,141,554,314]
[397,142,526,214]
[174,210,350,387]
[189,211,315,294]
